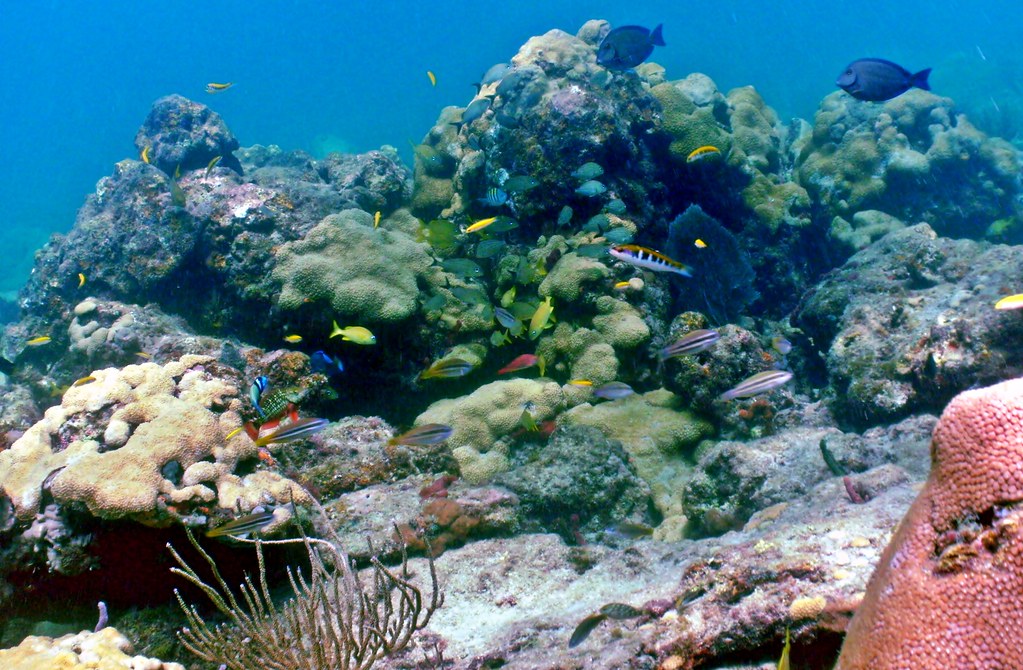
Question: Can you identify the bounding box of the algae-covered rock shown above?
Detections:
[651,75,733,163]
[829,210,907,254]
[538,252,610,302]
[272,209,433,323]
[591,296,650,349]
[535,323,619,389]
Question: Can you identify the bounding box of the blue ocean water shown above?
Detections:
[1,0,1021,296]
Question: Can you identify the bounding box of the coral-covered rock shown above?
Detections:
[0,626,184,670]
[134,94,241,175]
[837,378,1023,669]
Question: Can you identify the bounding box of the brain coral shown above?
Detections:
[272,209,433,323]
[836,377,1023,668]
[0,355,309,528]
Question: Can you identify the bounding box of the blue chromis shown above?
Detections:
[719,370,793,401]
[250,375,269,418]
[254,417,329,447]
[596,24,665,70]
[330,321,376,345]
[310,350,344,376]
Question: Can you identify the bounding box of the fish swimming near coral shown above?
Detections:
[254,417,329,447]
[498,353,539,375]
[204,155,221,178]
[250,375,269,418]
[571,162,605,180]
[72,375,96,387]
[771,335,792,355]
[427,70,437,87]
[205,82,234,93]
[420,357,475,380]
[330,321,376,345]
[466,217,499,233]
[719,370,793,401]
[686,146,721,163]
[26,336,51,346]
[995,293,1023,310]
[594,381,635,400]
[473,62,512,93]
[574,180,607,198]
[206,510,275,538]
[597,24,665,70]
[283,334,303,343]
[503,175,539,193]
[140,146,152,164]
[694,239,708,248]
[388,423,453,447]
[568,613,607,648]
[494,307,520,331]
[310,350,344,376]
[478,187,509,208]
[374,211,381,228]
[77,273,86,288]
[659,329,720,361]
[452,96,492,131]
[836,58,931,101]
[609,244,692,277]
[778,628,791,670]
[528,297,554,340]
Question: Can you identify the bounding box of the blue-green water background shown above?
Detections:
[2,1,1021,296]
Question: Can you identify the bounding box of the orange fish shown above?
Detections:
[497,354,539,375]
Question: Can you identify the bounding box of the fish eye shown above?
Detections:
[845,69,853,75]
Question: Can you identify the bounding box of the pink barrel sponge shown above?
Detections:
[837,377,1023,668]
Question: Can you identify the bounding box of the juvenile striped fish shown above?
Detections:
[594,381,634,400]
[719,370,793,401]
[206,510,275,538]
[478,187,508,207]
[388,423,453,447]
[420,358,475,380]
[254,417,329,447]
[609,245,692,277]
[659,329,719,361]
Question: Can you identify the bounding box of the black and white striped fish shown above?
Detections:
[659,329,720,361]
[478,187,508,207]
[609,244,691,277]
[719,370,793,401]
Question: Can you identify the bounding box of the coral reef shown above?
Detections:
[0,626,184,669]
[135,94,241,175]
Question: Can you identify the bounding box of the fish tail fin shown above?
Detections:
[449,121,465,132]
[330,320,343,339]
[0,356,14,376]
[471,83,482,95]
[650,24,666,47]
[911,68,931,91]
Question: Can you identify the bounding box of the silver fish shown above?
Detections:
[254,417,329,447]
[719,370,793,401]
[660,329,719,361]
[206,510,276,538]
[594,381,635,400]
[575,180,607,197]
[388,423,454,447]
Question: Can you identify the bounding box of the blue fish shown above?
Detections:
[837,58,931,102]
[310,350,344,377]
[478,187,509,207]
[597,24,665,71]
[250,376,269,418]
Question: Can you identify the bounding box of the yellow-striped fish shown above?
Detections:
[283,334,303,343]
[613,280,631,291]
[205,82,234,93]
[374,211,381,229]
[466,217,498,233]
[135,351,153,360]
[694,239,708,248]
[72,375,96,387]
[427,70,437,86]
[225,426,244,440]
[568,379,593,387]
[26,336,51,346]
[686,145,721,163]
[140,146,152,164]
[995,293,1023,310]
[204,155,222,178]
[77,273,86,288]
[609,245,692,277]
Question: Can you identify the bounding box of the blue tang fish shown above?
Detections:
[310,350,344,377]
[597,24,665,70]
[837,59,931,102]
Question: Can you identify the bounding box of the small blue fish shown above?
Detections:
[494,307,519,330]
[250,376,269,418]
[310,350,344,376]
[575,180,607,198]
[478,187,509,207]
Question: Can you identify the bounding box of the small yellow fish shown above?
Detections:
[374,211,381,229]
[205,82,234,93]
[466,217,498,233]
[538,355,546,377]
[777,628,790,670]
[427,70,437,87]
[528,297,554,340]
[173,163,181,179]
[140,146,152,164]
[135,351,153,360]
[686,145,722,163]
[204,155,222,178]
[72,375,96,387]
[330,320,377,345]
[568,379,593,387]
[500,286,517,307]
[225,426,244,440]
[77,273,86,288]
[26,336,51,346]
[995,293,1023,310]
[694,239,708,248]
[613,280,631,291]
[283,334,303,343]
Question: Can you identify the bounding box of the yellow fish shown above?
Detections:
[26,336,51,346]
[995,293,1023,310]
[613,280,631,291]
[568,379,593,387]
[204,155,222,178]
[140,146,152,164]
[538,355,546,377]
[283,334,303,343]
[135,351,152,360]
[205,82,234,93]
[77,273,86,288]
[330,320,377,345]
[427,70,437,87]
[374,211,381,229]
[466,217,498,233]
[694,239,708,248]
[777,628,790,670]
[686,145,721,163]
[528,297,554,340]
[174,163,182,179]
[225,426,244,440]
[72,375,96,387]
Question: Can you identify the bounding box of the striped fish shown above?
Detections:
[609,245,692,277]
[388,423,454,447]
[206,510,275,538]
[254,417,329,447]
[478,187,508,207]
[719,370,793,401]
[659,329,720,361]
[420,358,475,380]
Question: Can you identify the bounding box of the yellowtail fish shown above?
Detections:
[224,426,244,440]
[778,628,791,670]
[427,70,437,86]
[205,82,234,93]
[659,329,720,361]
[140,146,152,164]
[374,211,381,228]
[77,273,86,288]
[254,417,329,447]
[719,370,793,401]
[466,216,499,233]
[283,334,303,343]
[609,245,692,277]
[389,423,453,447]
[694,238,708,248]
[72,375,96,387]
[204,155,222,178]
[529,296,554,340]
[329,321,376,345]
[419,357,474,380]
[568,379,593,387]
[26,336,51,346]
[995,293,1023,310]
[206,510,275,538]
[686,145,721,163]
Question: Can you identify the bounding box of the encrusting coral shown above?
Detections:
[836,377,1023,668]
[0,626,185,669]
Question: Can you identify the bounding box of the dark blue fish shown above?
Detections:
[473,63,512,93]
[452,97,492,131]
[478,187,509,207]
[310,350,344,377]
[836,59,931,102]
[250,375,269,418]
[597,24,665,71]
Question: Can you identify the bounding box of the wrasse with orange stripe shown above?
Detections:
[609,244,692,277]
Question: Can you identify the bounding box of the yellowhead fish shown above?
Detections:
[374,211,381,228]
[204,155,222,178]
[140,146,152,164]
[995,293,1023,310]
[427,70,437,86]
[77,273,86,288]
[26,336,51,346]
[466,217,498,233]
[283,334,303,343]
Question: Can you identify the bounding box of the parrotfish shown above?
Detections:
[609,244,691,277]
[719,370,793,401]
[837,58,931,102]
[597,24,665,70]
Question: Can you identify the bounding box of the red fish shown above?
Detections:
[498,354,539,375]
